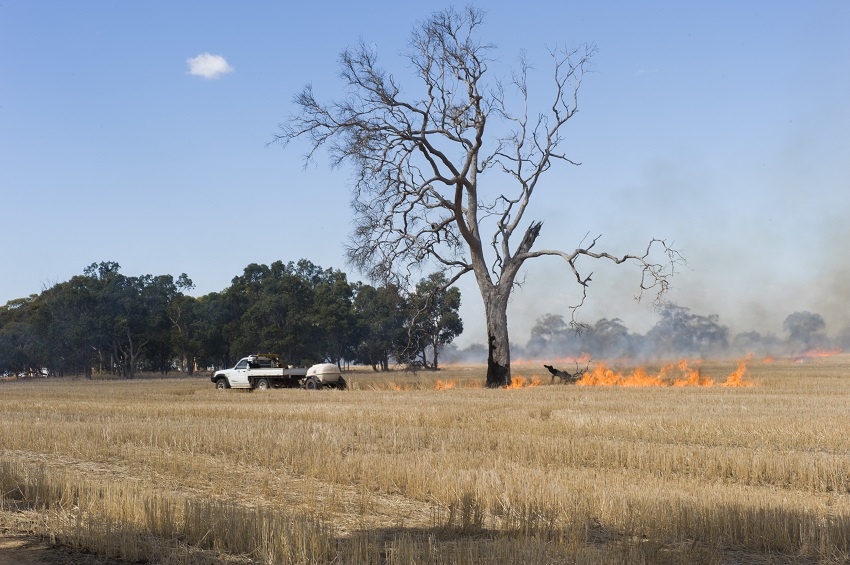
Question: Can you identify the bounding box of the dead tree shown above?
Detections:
[544,360,591,384]
[277,7,681,387]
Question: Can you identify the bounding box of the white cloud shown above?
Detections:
[187,53,234,79]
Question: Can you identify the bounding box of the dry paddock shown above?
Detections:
[0,358,848,564]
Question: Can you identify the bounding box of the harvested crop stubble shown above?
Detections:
[1,357,849,564]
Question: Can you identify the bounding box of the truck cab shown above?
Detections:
[213,357,251,388]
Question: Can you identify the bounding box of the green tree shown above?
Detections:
[405,273,463,370]
[70,262,183,378]
[202,263,363,371]
[32,277,101,377]
[111,274,181,378]
[227,261,323,366]
[351,283,407,371]
[311,274,357,367]
[5,263,200,377]
[0,297,39,376]
[192,292,232,370]
[168,293,198,374]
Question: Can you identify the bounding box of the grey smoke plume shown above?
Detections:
[444,303,844,364]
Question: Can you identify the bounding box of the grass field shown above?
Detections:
[1,357,848,564]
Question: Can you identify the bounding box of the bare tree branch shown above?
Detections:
[275,6,681,386]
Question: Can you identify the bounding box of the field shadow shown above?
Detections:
[335,523,825,565]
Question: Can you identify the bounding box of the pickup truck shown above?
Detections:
[211,354,347,391]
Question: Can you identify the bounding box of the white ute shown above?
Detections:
[211,354,347,391]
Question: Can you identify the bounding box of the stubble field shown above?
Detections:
[0,357,848,564]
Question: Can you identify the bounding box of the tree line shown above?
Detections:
[0,260,462,378]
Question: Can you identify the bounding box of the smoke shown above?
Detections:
[441,342,489,365]
[449,53,850,362]
[444,301,845,365]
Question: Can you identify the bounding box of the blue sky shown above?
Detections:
[2,1,848,347]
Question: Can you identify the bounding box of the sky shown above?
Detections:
[2,1,849,348]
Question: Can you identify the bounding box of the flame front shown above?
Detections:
[720,355,755,387]
[435,375,543,390]
[576,357,754,388]
[435,379,457,390]
[433,359,755,390]
[670,359,714,387]
[503,375,544,389]
[794,349,842,362]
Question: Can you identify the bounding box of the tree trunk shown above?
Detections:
[431,335,440,370]
[483,288,511,388]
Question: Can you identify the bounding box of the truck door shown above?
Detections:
[229,359,250,388]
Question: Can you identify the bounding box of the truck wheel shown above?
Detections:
[255,378,270,391]
[215,378,229,390]
[336,377,347,390]
[304,376,320,390]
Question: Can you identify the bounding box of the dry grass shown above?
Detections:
[1,356,848,563]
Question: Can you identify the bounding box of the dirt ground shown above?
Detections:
[0,513,126,565]
[0,535,123,565]
[0,534,91,565]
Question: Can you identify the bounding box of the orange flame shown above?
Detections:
[505,374,544,389]
[504,376,527,389]
[432,374,543,390]
[721,355,754,387]
[577,357,755,388]
[434,379,457,390]
[670,359,715,387]
[578,364,663,387]
[795,349,842,361]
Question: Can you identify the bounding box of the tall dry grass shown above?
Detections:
[1,356,848,563]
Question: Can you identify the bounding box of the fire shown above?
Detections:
[795,349,842,362]
[504,376,527,389]
[576,357,755,388]
[434,379,457,390]
[433,375,542,390]
[578,365,664,387]
[501,374,544,389]
[670,359,715,387]
[802,349,842,357]
[721,355,755,387]
[432,358,756,391]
